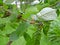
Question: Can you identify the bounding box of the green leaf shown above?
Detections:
[23,32,31,42]
[23,6,39,19]
[26,30,41,45]
[48,16,60,45]
[0,0,3,6]
[0,24,5,31]
[0,35,9,45]
[43,21,50,35]
[48,0,57,5]
[9,21,29,41]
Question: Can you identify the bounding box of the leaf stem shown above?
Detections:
[7,41,13,45]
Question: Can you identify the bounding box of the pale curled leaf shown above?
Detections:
[37,7,57,21]
[32,7,57,21]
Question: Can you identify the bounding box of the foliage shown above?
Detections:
[0,0,60,45]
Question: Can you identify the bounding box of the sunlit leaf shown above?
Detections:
[9,21,29,41]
